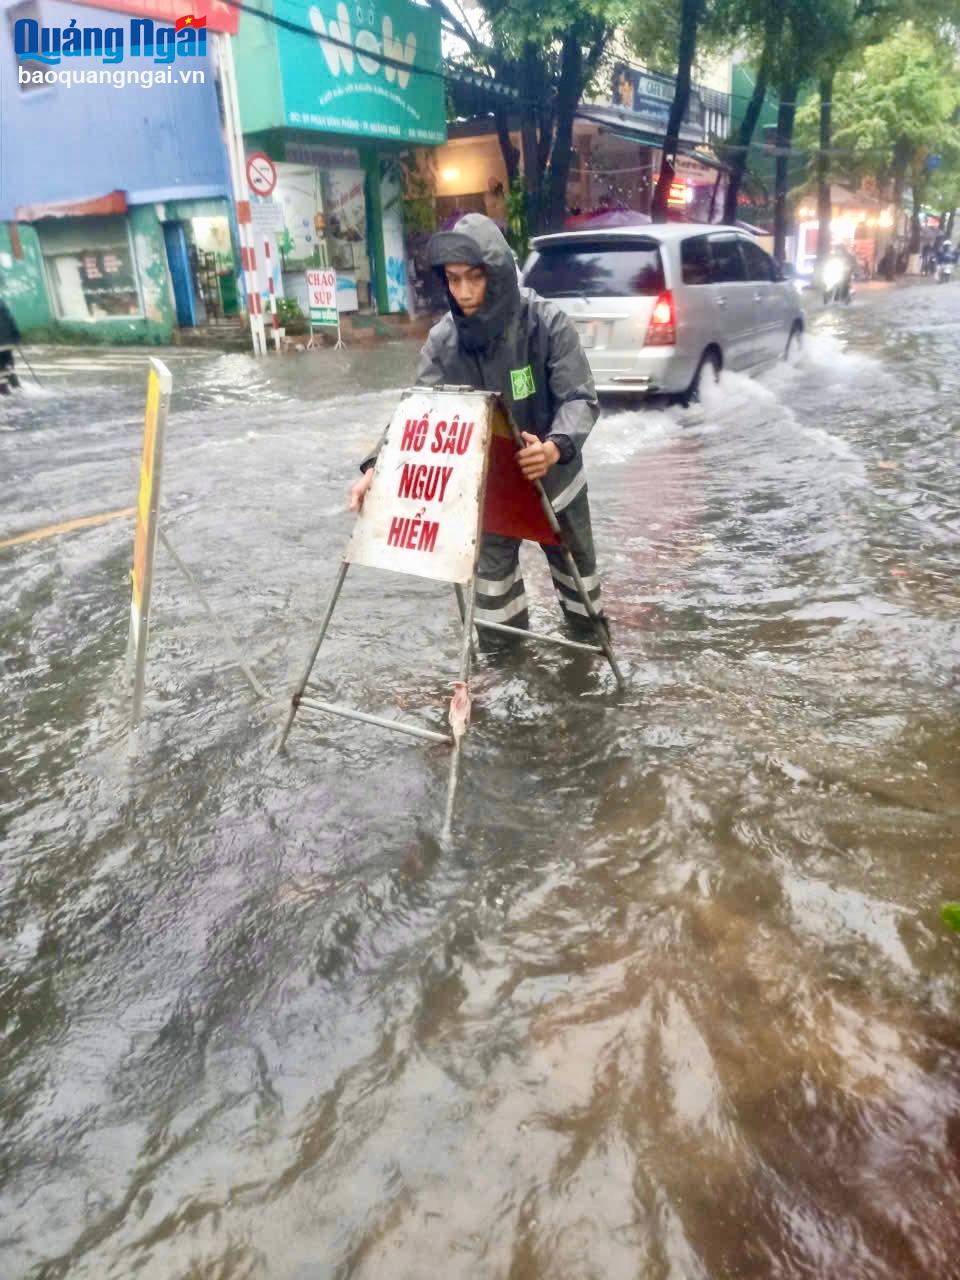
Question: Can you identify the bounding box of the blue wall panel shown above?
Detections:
[0,0,231,218]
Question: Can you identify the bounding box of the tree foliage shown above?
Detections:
[431,0,960,247]
[429,0,631,240]
[796,25,960,208]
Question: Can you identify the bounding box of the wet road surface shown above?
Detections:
[1,284,959,1278]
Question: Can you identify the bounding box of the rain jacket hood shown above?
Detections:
[427,214,520,353]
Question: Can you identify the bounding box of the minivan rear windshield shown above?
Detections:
[525,240,665,298]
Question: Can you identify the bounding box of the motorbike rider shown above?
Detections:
[823,244,855,302]
[0,294,21,395]
[937,240,956,281]
[349,213,606,641]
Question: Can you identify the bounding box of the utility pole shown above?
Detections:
[214,31,267,356]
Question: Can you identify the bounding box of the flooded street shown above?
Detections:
[2,285,959,1278]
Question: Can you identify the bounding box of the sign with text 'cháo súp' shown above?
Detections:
[346,388,492,584]
[306,267,338,327]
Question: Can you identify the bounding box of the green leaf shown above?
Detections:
[941,903,960,933]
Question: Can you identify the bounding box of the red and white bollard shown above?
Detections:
[236,203,266,356]
[264,237,281,352]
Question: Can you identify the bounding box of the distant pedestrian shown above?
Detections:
[878,245,895,282]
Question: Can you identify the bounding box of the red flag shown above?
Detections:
[481,403,558,545]
[175,14,207,30]
[448,683,471,744]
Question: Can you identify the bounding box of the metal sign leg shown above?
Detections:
[555,542,626,690]
[454,582,478,663]
[499,409,625,690]
[442,577,477,840]
[277,560,350,752]
[159,528,271,702]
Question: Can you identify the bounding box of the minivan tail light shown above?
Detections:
[645,290,676,345]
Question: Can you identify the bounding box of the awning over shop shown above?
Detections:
[576,107,724,173]
[16,191,128,221]
[576,106,716,162]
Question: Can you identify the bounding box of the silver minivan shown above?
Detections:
[522,223,804,400]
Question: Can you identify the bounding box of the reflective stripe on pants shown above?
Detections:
[475,486,600,635]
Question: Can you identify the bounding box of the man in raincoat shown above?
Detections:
[350,213,605,638]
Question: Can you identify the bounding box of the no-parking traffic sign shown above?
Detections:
[246,152,277,198]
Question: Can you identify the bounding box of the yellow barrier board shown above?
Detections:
[128,358,172,728]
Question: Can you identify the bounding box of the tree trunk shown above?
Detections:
[651,0,702,222]
[520,44,547,236]
[521,117,543,236]
[891,136,910,228]
[773,80,798,263]
[708,164,723,222]
[815,73,834,269]
[909,207,922,254]
[494,105,519,185]
[909,171,925,255]
[722,14,778,225]
[542,30,583,232]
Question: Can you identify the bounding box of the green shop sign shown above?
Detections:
[276,0,446,145]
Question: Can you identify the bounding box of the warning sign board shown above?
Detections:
[346,388,493,584]
[306,267,338,327]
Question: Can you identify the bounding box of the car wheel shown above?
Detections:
[682,349,721,406]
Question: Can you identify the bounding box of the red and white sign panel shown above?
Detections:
[306,268,336,311]
[306,267,339,327]
[347,389,493,585]
[482,401,558,544]
[246,152,277,198]
[72,0,239,33]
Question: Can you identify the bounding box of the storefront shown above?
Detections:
[234,0,446,316]
[792,187,894,278]
[155,198,241,327]
[1,0,239,342]
[18,193,173,343]
[271,144,377,316]
[433,63,730,244]
[39,215,143,326]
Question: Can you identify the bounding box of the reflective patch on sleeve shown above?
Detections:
[510,364,536,400]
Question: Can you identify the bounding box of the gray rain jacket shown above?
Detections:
[365,214,600,514]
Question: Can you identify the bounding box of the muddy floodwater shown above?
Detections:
[2,286,959,1279]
